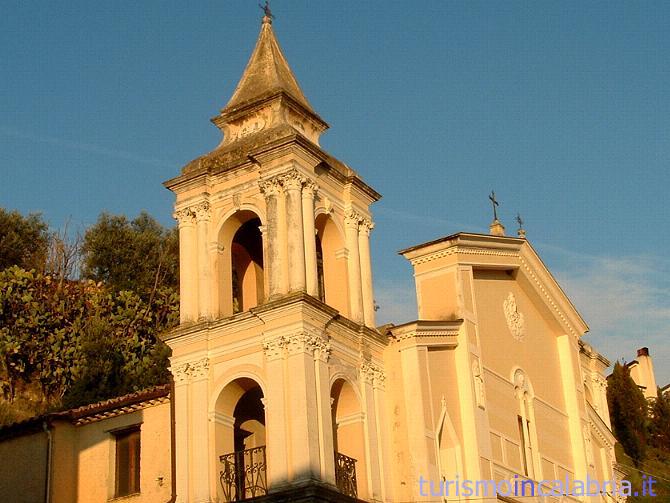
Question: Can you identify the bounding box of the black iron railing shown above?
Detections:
[335,452,357,498]
[219,446,267,502]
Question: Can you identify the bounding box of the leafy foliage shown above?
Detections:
[0,209,179,423]
[0,209,49,271]
[81,212,178,297]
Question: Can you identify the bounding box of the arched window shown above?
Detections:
[513,368,540,478]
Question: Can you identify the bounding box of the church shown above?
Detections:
[0,11,621,503]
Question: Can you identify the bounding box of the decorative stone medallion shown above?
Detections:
[503,292,525,341]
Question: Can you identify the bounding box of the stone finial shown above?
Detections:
[489,220,506,237]
[516,213,526,239]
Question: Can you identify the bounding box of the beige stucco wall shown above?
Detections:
[0,428,48,503]
[69,402,172,503]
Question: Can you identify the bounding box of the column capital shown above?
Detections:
[302,179,319,198]
[170,362,191,385]
[262,335,287,361]
[286,330,331,359]
[344,208,363,228]
[173,207,196,227]
[359,217,375,236]
[258,176,283,197]
[170,357,209,383]
[359,356,386,389]
[281,168,306,191]
[193,201,211,222]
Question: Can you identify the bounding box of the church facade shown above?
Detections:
[0,13,621,503]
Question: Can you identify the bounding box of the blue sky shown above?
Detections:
[1,1,668,383]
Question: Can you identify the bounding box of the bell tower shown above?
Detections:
[164,11,388,503]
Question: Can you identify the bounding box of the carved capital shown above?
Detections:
[258,177,283,197]
[281,169,306,191]
[170,363,191,384]
[286,330,330,358]
[359,356,385,389]
[193,201,211,222]
[173,208,196,227]
[170,357,209,383]
[189,358,209,380]
[262,336,287,361]
[344,208,363,229]
[302,179,318,199]
[359,217,375,236]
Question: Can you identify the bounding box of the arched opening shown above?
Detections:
[217,211,265,317]
[231,218,264,313]
[331,379,366,499]
[315,234,325,302]
[214,378,266,502]
[315,214,349,315]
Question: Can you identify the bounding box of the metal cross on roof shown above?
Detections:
[489,190,500,221]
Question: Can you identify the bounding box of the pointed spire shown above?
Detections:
[222,14,315,116]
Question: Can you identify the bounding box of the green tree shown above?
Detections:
[649,389,670,451]
[81,212,178,298]
[0,208,49,271]
[607,361,649,464]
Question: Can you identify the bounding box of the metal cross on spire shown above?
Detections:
[259,1,274,20]
[489,190,500,221]
[515,213,524,230]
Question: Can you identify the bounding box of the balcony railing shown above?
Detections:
[219,446,267,502]
[335,452,357,499]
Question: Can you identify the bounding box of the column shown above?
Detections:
[171,364,191,502]
[344,209,364,324]
[260,178,283,298]
[302,181,319,297]
[174,208,197,323]
[358,218,375,327]
[195,202,211,320]
[283,171,306,292]
[190,359,211,502]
